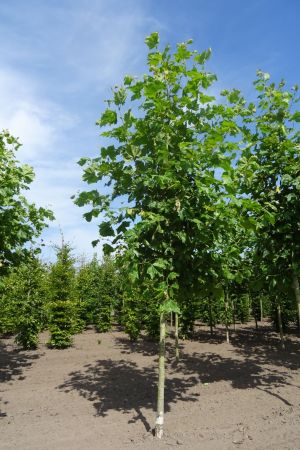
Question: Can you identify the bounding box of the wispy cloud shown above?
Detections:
[0,67,77,161]
[0,0,161,261]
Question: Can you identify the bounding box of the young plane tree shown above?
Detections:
[237,73,300,336]
[75,33,244,437]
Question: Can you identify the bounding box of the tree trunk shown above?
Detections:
[292,271,300,334]
[254,314,258,330]
[175,312,179,363]
[232,299,236,332]
[209,298,213,337]
[170,311,173,328]
[225,293,230,343]
[155,313,166,438]
[260,297,263,322]
[277,304,285,350]
[225,323,230,343]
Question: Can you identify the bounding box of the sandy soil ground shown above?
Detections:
[0,323,300,450]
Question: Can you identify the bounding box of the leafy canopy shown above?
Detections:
[75,33,247,306]
[0,131,54,273]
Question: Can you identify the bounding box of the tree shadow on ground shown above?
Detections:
[0,341,41,417]
[228,326,300,371]
[0,398,8,417]
[115,324,300,372]
[58,327,298,433]
[115,336,166,358]
[175,350,296,406]
[188,323,300,371]
[57,358,199,431]
[0,342,40,383]
[116,328,299,405]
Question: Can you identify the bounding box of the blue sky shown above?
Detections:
[1,0,299,261]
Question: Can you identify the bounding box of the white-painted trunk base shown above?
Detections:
[155,414,164,439]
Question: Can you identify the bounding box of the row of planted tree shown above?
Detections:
[1,32,300,437]
[0,241,298,351]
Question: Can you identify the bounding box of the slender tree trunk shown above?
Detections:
[224,290,230,343]
[277,304,285,350]
[155,312,166,439]
[170,311,173,328]
[209,298,213,337]
[232,299,236,332]
[175,312,179,363]
[254,314,258,330]
[225,296,230,344]
[260,297,264,322]
[225,323,230,343]
[292,271,300,334]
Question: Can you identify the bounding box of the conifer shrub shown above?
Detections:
[48,242,76,348]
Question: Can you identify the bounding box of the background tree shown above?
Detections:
[94,256,119,332]
[0,130,53,276]
[0,255,49,348]
[237,72,300,336]
[48,242,76,348]
[76,254,101,326]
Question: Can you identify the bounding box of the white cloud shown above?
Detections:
[0,67,78,161]
[0,0,163,261]
[62,7,161,89]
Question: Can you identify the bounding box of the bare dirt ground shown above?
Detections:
[0,323,300,450]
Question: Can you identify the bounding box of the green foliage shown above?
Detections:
[234,293,250,324]
[0,256,49,349]
[48,242,76,348]
[94,256,120,332]
[0,287,15,335]
[74,32,300,336]
[179,305,196,338]
[271,295,297,332]
[15,315,40,350]
[75,33,245,333]
[76,255,101,325]
[198,296,222,329]
[0,131,54,274]
[121,289,143,341]
[75,255,121,333]
[94,294,112,332]
[48,300,75,348]
[143,296,161,340]
[2,35,298,354]
[237,73,300,326]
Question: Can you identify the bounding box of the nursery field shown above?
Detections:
[1,323,299,450]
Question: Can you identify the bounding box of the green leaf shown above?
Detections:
[211,286,224,301]
[147,265,159,279]
[97,109,117,126]
[103,243,114,255]
[153,258,168,269]
[159,300,180,314]
[168,272,178,281]
[145,32,159,49]
[114,88,127,106]
[129,269,139,283]
[195,48,212,64]
[116,221,130,234]
[101,146,117,160]
[99,222,114,237]
[292,111,300,122]
[124,75,134,86]
[77,157,89,167]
